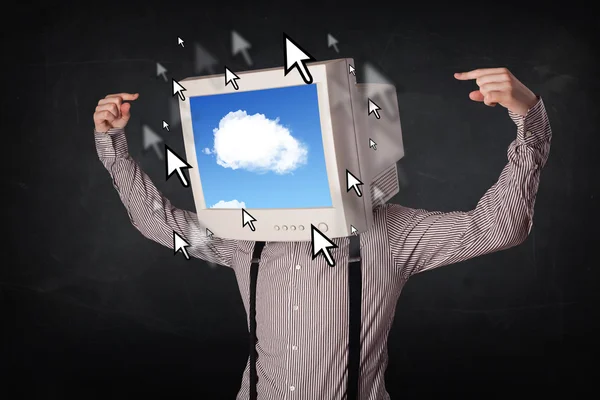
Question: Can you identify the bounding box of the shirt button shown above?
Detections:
[293,305,299,311]
[290,386,295,391]
[292,345,298,351]
[295,264,301,270]
[525,130,532,137]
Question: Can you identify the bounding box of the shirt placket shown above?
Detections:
[285,242,302,398]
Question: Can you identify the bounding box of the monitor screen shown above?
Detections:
[190,84,332,209]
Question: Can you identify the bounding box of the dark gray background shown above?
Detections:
[3,1,598,398]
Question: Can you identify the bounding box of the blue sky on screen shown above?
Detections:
[190,84,332,209]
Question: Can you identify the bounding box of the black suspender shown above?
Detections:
[346,234,362,400]
[248,235,362,400]
[249,241,265,400]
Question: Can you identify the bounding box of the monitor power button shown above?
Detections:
[317,222,328,232]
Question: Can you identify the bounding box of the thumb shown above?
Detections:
[120,102,132,121]
[469,90,485,102]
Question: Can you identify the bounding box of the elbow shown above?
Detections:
[127,208,162,242]
[513,228,531,247]
[500,215,533,249]
[131,215,173,250]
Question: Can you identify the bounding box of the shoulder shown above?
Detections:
[374,204,426,237]
[378,203,415,221]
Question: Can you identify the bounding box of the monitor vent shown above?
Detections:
[370,164,399,208]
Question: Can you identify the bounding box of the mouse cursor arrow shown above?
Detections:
[350,225,358,235]
[283,33,316,85]
[231,30,253,66]
[369,138,377,150]
[173,231,190,259]
[327,33,339,53]
[156,63,168,82]
[165,145,192,187]
[206,228,214,238]
[368,98,381,119]
[142,125,163,160]
[194,42,219,75]
[346,170,364,197]
[242,209,257,231]
[311,224,338,267]
[172,79,186,101]
[177,37,184,47]
[224,67,240,90]
[162,120,170,131]
[349,64,356,75]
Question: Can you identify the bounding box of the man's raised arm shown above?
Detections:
[94,93,236,267]
[386,68,552,277]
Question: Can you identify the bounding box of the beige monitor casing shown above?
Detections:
[178,59,404,241]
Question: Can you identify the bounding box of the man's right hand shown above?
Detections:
[93,93,139,132]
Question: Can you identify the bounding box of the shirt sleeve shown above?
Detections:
[386,98,552,278]
[95,128,237,267]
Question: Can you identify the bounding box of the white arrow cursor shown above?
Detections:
[242,209,257,231]
[142,125,163,160]
[368,98,381,119]
[173,231,190,259]
[327,34,339,53]
[346,170,364,197]
[177,37,184,47]
[369,138,377,150]
[194,42,219,74]
[206,228,214,238]
[231,30,253,66]
[311,224,338,267]
[156,63,168,82]
[350,225,358,235]
[165,145,192,187]
[349,64,356,75]
[224,67,240,90]
[283,33,316,85]
[172,79,186,101]
[162,120,169,131]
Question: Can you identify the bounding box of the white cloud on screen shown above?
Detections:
[202,147,211,155]
[207,110,308,174]
[211,199,246,208]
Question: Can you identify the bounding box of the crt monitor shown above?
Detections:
[178,58,404,242]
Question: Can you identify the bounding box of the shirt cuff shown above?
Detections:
[94,128,129,159]
[508,97,551,147]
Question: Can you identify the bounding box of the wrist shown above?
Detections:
[526,94,539,110]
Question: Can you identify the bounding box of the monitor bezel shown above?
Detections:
[179,60,363,241]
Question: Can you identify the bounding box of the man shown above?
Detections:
[93,67,551,400]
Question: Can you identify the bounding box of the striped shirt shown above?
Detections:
[95,99,551,400]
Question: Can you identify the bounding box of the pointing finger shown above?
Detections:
[106,93,139,101]
[454,68,509,80]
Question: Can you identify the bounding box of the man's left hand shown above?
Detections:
[454,68,538,116]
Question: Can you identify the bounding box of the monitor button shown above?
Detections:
[274,225,280,230]
[298,225,305,231]
[290,225,296,230]
[282,225,288,231]
[317,222,329,232]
